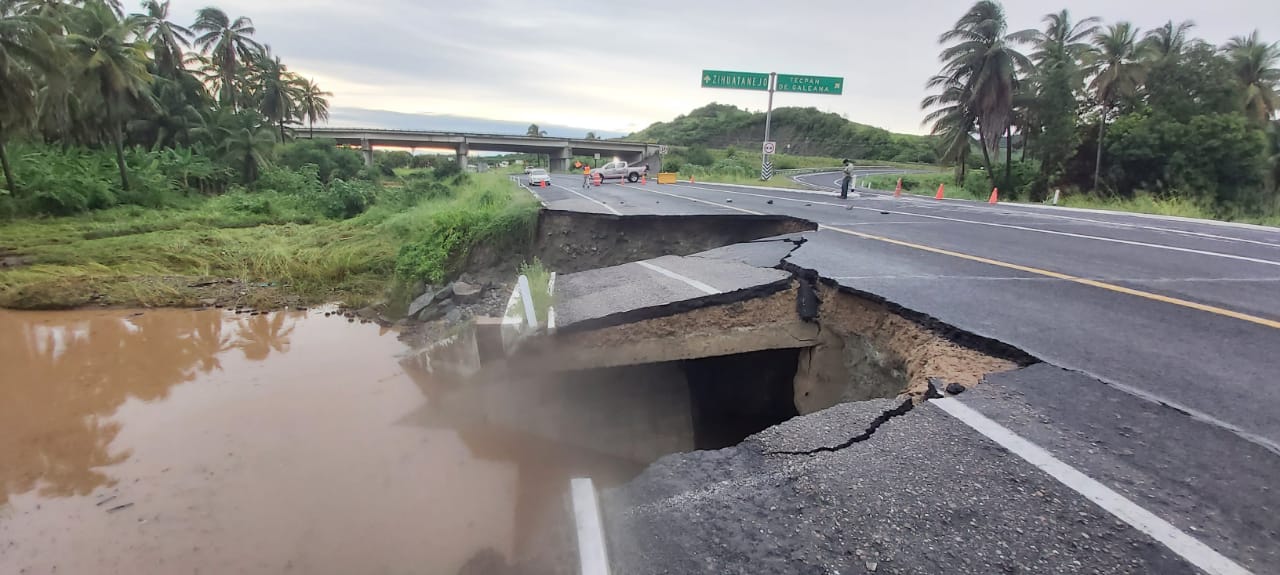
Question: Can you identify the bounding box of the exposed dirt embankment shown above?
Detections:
[801,284,1021,410]
[466,210,816,277]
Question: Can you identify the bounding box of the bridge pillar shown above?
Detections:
[551,147,572,173]
[456,141,469,169]
[360,138,373,167]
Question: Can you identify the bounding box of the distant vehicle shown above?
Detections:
[591,161,648,183]
[527,168,550,186]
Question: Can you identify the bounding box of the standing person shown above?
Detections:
[840,159,855,200]
[582,164,592,188]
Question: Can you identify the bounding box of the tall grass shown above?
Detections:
[0,172,539,309]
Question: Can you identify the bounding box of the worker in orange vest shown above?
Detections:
[582,164,592,188]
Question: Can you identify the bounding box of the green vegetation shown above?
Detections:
[657,146,936,188]
[921,2,1280,222]
[0,1,542,310]
[0,171,537,309]
[632,104,937,164]
[861,172,1280,226]
[518,257,552,325]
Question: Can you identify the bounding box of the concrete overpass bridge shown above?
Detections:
[301,127,662,172]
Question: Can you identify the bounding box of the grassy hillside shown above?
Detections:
[631,103,937,164]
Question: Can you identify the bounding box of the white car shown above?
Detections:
[527,168,551,186]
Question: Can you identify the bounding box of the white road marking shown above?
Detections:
[570,478,611,575]
[645,183,1280,267]
[636,261,720,294]
[802,171,1280,248]
[549,182,622,216]
[933,398,1254,575]
[640,187,766,215]
[830,275,1280,283]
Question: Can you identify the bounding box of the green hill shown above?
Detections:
[630,103,937,164]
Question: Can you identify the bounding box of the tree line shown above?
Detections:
[0,0,331,193]
[632,103,939,164]
[924,1,1280,215]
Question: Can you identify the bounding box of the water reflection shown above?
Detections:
[0,307,642,574]
[232,311,296,360]
[0,309,297,505]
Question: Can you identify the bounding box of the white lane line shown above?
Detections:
[830,275,1280,283]
[636,261,720,295]
[640,187,766,216]
[570,478,611,575]
[549,182,622,216]
[787,173,1280,248]
[643,184,1280,267]
[933,398,1253,575]
[916,200,1280,249]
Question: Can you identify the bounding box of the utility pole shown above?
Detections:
[761,72,776,181]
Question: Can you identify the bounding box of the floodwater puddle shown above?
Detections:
[0,308,635,574]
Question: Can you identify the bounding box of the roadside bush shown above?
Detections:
[432,160,463,180]
[409,154,436,169]
[375,150,413,171]
[314,179,378,219]
[7,144,180,216]
[685,145,714,166]
[392,203,537,283]
[276,139,364,182]
[256,164,323,196]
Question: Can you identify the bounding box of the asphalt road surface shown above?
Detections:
[524,172,1280,573]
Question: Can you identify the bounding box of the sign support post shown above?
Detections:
[761,72,776,181]
[700,69,843,181]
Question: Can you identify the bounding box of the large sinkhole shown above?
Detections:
[412,284,1024,573]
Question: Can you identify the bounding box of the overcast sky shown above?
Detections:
[166,0,1280,135]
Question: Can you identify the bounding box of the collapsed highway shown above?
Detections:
[423,173,1280,574]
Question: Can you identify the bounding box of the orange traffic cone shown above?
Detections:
[641,174,647,185]
[690,175,695,184]
[540,180,547,188]
[593,174,601,187]
[934,184,945,200]
[988,187,999,204]
[894,178,902,198]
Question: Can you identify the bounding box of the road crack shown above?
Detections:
[765,383,943,456]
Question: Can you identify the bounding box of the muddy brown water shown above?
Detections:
[0,308,638,574]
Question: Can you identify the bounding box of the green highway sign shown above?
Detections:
[775,73,844,95]
[701,69,770,91]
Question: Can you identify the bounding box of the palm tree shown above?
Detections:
[1088,22,1148,190]
[585,131,597,140]
[0,0,55,191]
[1027,10,1098,183]
[207,112,275,183]
[137,0,191,78]
[526,123,546,137]
[65,0,153,191]
[191,7,260,110]
[128,74,203,150]
[933,1,1034,188]
[1223,30,1280,125]
[1142,20,1195,64]
[252,48,299,141]
[921,75,975,184]
[295,77,330,137]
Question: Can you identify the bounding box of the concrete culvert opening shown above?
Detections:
[413,277,1025,573]
[474,280,1024,462]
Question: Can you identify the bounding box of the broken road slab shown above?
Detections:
[687,235,810,268]
[601,400,1199,575]
[553,253,792,331]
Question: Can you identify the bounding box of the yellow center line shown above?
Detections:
[820,224,1280,330]
[628,183,1280,330]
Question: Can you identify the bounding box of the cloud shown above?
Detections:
[167,0,1280,136]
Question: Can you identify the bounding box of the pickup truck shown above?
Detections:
[591,161,649,183]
